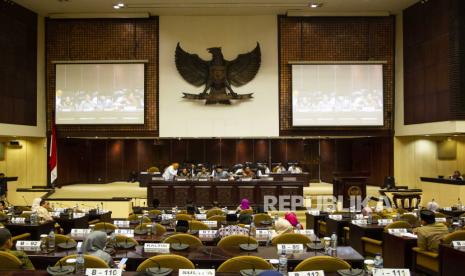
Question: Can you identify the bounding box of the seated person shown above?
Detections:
[414,210,449,252]
[450,170,464,180]
[236,198,252,213]
[272,218,294,239]
[212,166,230,179]
[186,200,200,215]
[32,198,53,222]
[81,231,116,267]
[256,164,271,177]
[177,167,191,178]
[217,213,248,238]
[272,163,287,173]
[284,212,303,229]
[196,167,210,178]
[162,162,179,181]
[0,228,35,269]
[151,198,160,209]
[211,201,220,208]
[288,164,303,174]
[238,213,253,225]
[242,166,255,178]
[175,220,189,233]
[0,200,6,212]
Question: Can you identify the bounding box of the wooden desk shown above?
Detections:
[383,232,417,269]
[349,223,385,255]
[325,218,350,243]
[420,177,465,185]
[146,180,305,207]
[4,221,55,240]
[55,215,89,234]
[438,208,465,218]
[89,211,113,222]
[305,212,328,237]
[440,244,465,276]
[26,245,364,271]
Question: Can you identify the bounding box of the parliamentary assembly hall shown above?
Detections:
[1,0,465,275]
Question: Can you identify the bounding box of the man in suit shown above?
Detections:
[0,228,35,269]
[415,210,449,252]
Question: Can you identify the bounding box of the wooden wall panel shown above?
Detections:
[220,140,236,166]
[107,140,124,182]
[270,140,287,164]
[205,139,221,166]
[236,140,253,164]
[0,1,37,126]
[403,0,465,124]
[254,139,269,163]
[123,139,139,176]
[187,139,205,164]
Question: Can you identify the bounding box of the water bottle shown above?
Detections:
[374,253,383,269]
[367,213,373,224]
[75,250,85,274]
[48,229,55,250]
[330,232,338,250]
[250,222,256,237]
[30,212,37,224]
[278,253,288,275]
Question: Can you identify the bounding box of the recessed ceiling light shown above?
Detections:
[113,5,120,9]
[118,3,125,7]
[309,3,323,8]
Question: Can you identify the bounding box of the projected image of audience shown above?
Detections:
[55,63,145,125]
[292,64,384,126]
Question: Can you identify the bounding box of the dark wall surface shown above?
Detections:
[0,1,37,126]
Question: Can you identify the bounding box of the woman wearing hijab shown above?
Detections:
[81,231,116,267]
[284,212,303,229]
[236,198,252,213]
[272,218,294,239]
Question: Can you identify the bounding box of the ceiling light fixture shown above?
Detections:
[309,3,323,8]
[113,3,125,9]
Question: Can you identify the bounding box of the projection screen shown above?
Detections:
[55,63,144,125]
[292,64,384,126]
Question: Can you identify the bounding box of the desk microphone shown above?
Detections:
[168,236,189,251]
[21,196,29,207]
[132,250,173,276]
[201,248,260,276]
[240,225,258,251]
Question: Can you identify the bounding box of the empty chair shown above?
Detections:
[294,256,351,272]
[399,213,418,227]
[147,166,160,173]
[114,235,139,248]
[176,214,193,221]
[208,215,226,223]
[0,251,23,270]
[272,233,311,245]
[253,213,272,226]
[136,255,195,271]
[134,223,166,235]
[148,210,163,216]
[94,222,117,233]
[206,208,224,218]
[217,235,258,249]
[361,221,412,257]
[163,233,202,247]
[239,209,253,215]
[217,256,272,273]
[55,254,109,268]
[188,220,209,230]
[128,214,151,223]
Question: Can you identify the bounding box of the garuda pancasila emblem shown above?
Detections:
[175,43,261,105]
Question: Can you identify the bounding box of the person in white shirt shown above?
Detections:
[288,164,303,174]
[272,163,287,173]
[31,198,54,222]
[162,162,179,181]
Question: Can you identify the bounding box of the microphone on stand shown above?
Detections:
[201,248,260,276]
[240,224,258,251]
[132,251,173,275]
[168,236,189,251]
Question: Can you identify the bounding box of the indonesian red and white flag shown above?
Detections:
[49,125,57,185]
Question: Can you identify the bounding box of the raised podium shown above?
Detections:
[333,176,367,208]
